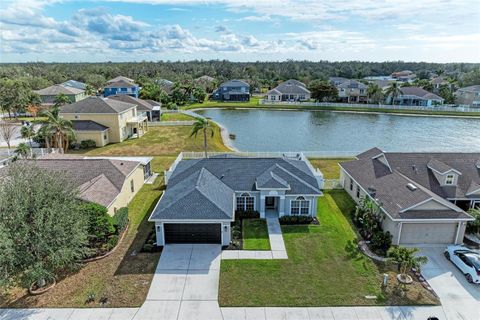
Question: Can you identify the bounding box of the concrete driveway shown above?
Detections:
[134,244,223,320]
[419,247,480,320]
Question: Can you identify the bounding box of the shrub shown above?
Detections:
[279,215,313,225]
[236,210,260,219]
[106,235,119,251]
[369,230,392,255]
[466,208,480,235]
[113,207,129,233]
[142,243,154,253]
[80,139,96,149]
[79,203,115,245]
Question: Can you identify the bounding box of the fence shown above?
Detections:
[181,151,357,159]
[0,148,62,168]
[259,100,480,114]
[322,179,343,190]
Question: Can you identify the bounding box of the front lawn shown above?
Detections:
[243,219,270,250]
[0,176,164,308]
[219,190,439,307]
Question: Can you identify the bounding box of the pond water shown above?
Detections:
[196,109,480,153]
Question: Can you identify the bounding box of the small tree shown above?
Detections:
[308,80,338,102]
[0,122,17,150]
[20,125,35,147]
[353,197,383,240]
[387,247,428,284]
[466,208,480,236]
[0,163,90,289]
[53,93,71,108]
[385,82,402,105]
[14,143,31,159]
[190,118,214,158]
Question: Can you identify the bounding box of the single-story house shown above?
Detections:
[34,84,87,106]
[455,85,480,108]
[60,96,148,147]
[339,148,477,245]
[212,80,250,102]
[28,154,153,215]
[266,79,311,102]
[149,154,323,246]
[389,87,444,106]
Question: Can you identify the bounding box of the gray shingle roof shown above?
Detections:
[62,80,87,90]
[458,85,480,93]
[107,76,135,84]
[105,79,137,88]
[29,156,141,207]
[256,165,290,189]
[72,120,109,131]
[220,80,249,88]
[337,80,367,89]
[35,84,84,95]
[268,80,311,95]
[340,148,478,220]
[109,95,153,112]
[399,87,443,100]
[60,96,136,114]
[150,168,234,220]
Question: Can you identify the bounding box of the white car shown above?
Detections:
[444,245,480,284]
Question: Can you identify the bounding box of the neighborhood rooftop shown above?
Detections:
[34,84,85,95]
[60,96,136,114]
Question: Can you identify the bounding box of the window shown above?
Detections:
[356,185,360,198]
[130,180,135,193]
[349,178,353,191]
[445,174,455,185]
[291,196,309,215]
[74,115,79,119]
[236,193,254,211]
[104,134,107,140]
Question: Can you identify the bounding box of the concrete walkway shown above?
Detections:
[221,217,288,260]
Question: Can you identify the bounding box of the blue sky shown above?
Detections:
[0,0,479,63]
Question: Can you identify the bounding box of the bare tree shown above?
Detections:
[0,122,18,150]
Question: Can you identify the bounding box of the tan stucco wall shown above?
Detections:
[106,165,145,216]
[75,131,109,147]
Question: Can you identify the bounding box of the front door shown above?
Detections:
[265,197,276,209]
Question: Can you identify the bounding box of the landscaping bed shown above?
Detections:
[219,190,439,307]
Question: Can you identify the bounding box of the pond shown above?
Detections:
[196,109,480,153]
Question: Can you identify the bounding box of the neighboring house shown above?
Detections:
[34,84,87,106]
[107,76,135,84]
[212,80,250,102]
[455,85,480,107]
[59,96,148,147]
[391,70,416,83]
[109,94,161,121]
[334,79,368,103]
[339,148,477,245]
[156,79,174,94]
[430,76,453,93]
[62,79,87,90]
[28,154,153,215]
[367,79,395,91]
[266,79,311,102]
[195,75,216,92]
[104,78,140,98]
[329,77,349,87]
[149,154,323,246]
[389,87,444,106]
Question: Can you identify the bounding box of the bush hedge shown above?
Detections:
[235,210,260,219]
[113,207,129,232]
[369,230,392,255]
[279,215,313,225]
[80,139,96,149]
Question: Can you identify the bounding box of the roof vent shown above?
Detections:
[367,186,377,197]
[406,183,417,191]
[411,164,418,174]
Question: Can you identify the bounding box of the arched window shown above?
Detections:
[236,193,255,211]
[291,196,310,215]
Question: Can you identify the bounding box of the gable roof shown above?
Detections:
[109,95,153,111]
[35,84,84,96]
[107,76,135,84]
[337,80,367,89]
[399,87,443,100]
[268,80,311,95]
[29,156,141,207]
[150,168,234,220]
[62,80,87,90]
[105,79,137,88]
[60,96,136,114]
[72,120,109,131]
[256,165,290,189]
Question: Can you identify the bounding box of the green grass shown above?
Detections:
[160,113,195,121]
[219,190,438,307]
[242,219,270,250]
[184,96,261,109]
[309,158,353,179]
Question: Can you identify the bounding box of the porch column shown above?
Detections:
[260,195,266,218]
[279,195,285,217]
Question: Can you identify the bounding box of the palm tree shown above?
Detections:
[40,109,75,152]
[53,93,71,109]
[366,83,382,104]
[14,142,31,159]
[387,247,428,284]
[385,82,402,105]
[20,125,35,147]
[190,118,214,158]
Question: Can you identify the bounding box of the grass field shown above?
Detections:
[242,219,270,250]
[160,113,195,121]
[219,191,439,307]
[309,158,354,179]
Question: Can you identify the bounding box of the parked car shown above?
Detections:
[444,245,480,284]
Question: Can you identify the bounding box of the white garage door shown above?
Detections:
[400,223,457,244]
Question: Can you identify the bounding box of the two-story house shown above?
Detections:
[212,80,250,102]
[332,79,368,103]
[34,84,87,106]
[455,85,480,107]
[103,77,140,98]
[59,96,148,147]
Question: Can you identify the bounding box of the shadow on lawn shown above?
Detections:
[114,191,162,276]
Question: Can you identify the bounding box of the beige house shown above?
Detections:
[34,84,87,106]
[60,96,148,147]
[33,155,153,215]
[455,85,480,107]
